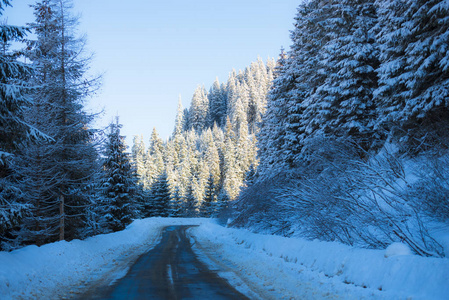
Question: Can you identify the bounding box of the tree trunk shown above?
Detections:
[59,195,64,241]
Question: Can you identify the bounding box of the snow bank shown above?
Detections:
[191,222,449,300]
[2,218,447,299]
[0,218,206,299]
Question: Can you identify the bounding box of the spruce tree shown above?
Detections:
[173,95,184,136]
[131,135,147,187]
[0,0,39,249]
[145,128,165,188]
[182,183,197,217]
[101,117,137,232]
[169,186,183,217]
[149,172,171,217]
[314,0,379,150]
[208,78,227,128]
[201,174,216,217]
[375,0,449,149]
[16,0,101,244]
[188,85,209,132]
[257,48,292,175]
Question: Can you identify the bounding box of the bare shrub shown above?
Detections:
[238,136,446,257]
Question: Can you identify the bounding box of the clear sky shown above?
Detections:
[4,0,298,147]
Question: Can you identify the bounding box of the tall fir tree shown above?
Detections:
[188,85,209,132]
[17,0,101,244]
[375,0,449,150]
[314,0,379,151]
[200,174,217,217]
[149,172,171,217]
[257,48,292,174]
[208,78,227,128]
[101,117,137,232]
[0,0,41,249]
[173,95,184,136]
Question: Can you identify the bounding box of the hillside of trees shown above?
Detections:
[131,58,276,217]
[231,0,449,258]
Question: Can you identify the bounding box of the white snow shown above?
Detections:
[0,218,205,299]
[1,218,448,299]
[384,242,413,258]
[190,221,449,300]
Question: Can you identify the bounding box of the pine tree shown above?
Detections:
[314,0,379,150]
[131,135,147,187]
[375,0,449,149]
[188,85,209,132]
[293,0,336,157]
[169,186,183,217]
[101,118,137,232]
[149,172,171,217]
[222,117,240,200]
[201,174,216,217]
[16,0,101,244]
[203,128,221,188]
[208,78,227,127]
[0,0,40,249]
[146,128,165,188]
[0,1,40,170]
[173,95,184,136]
[257,48,292,174]
[182,183,197,217]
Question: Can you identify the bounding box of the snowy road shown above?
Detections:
[1,218,448,299]
[79,225,248,299]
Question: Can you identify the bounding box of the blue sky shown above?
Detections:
[4,0,298,147]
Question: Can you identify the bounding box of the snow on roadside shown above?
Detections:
[0,218,206,300]
[2,218,448,299]
[191,222,449,300]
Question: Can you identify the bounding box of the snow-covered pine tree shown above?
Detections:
[145,128,165,188]
[169,186,183,217]
[149,172,171,217]
[375,0,449,151]
[222,117,241,200]
[173,95,184,136]
[182,183,197,217]
[257,48,293,175]
[131,135,147,187]
[313,0,379,151]
[208,78,227,128]
[200,174,217,217]
[188,85,209,132]
[16,0,101,244]
[0,0,40,249]
[101,117,137,232]
[293,0,337,156]
[203,128,221,189]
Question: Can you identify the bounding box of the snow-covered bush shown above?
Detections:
[407,155,449,222]
[234,137,447,257]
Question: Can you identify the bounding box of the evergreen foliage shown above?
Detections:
[131,58,275,213]
[149,172,171,217]
[375,0,449,151]
[101,118,137,232]
[11,0,101,246]
[0,0,37,249]
[237,0,449,258]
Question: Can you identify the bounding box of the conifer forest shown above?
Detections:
[1,0,449,265]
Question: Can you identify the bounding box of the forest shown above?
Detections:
[1,0,448,260]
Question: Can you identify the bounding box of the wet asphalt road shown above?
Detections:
[84,225,248,300]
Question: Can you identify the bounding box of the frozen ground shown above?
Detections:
[0,218,205,299]
[191,222,449,299]
[1,218,448,299]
